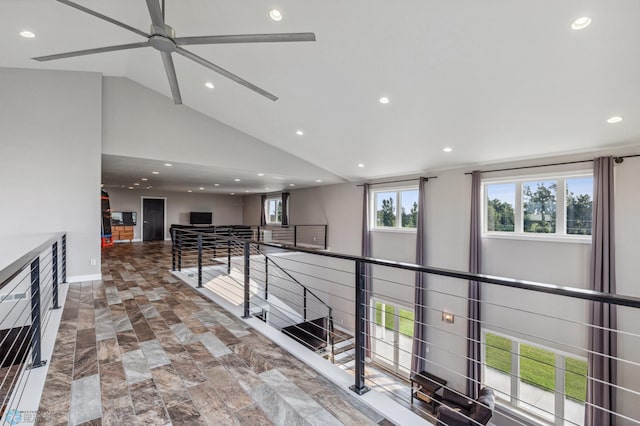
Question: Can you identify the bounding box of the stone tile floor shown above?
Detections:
[35,241,393,425]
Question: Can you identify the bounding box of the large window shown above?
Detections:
[372,188,419,230]
[371,299,414,377]
[266,198,282,224]
[483,331,587,425]
[484,174,593,238]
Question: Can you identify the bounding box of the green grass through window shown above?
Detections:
[374,302,414,337]
[485,333,587,403]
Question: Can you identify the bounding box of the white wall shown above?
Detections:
[0,68,102,280]
[108,188,243,240]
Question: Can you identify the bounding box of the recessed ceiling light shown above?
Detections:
[128,186,134,190]
[234,178,241,182]
[358,163,365,168]
[443,147,453,153]
[134,183,140,186]
[296,130,304,136]
[289,183,295,186]
[188,190,192,193]
[146,186,152,189]
[141,178,148,181]
[316,179,322,183]
[607,116,623,124]
[265,187,270,190]
[257,173,264,177]
[571,16,592,30]
[214,183,220,187]
[199,187,204,190]
[269,9,282,21]
[245,190,250,193]
[164,163,172,167]
[204,81,214,89]
[230,192,235,195]
[20,30,35,38]
[379,97,390,104]
[152,171,159,175]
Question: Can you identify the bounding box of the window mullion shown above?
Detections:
[511,339,520,406]
[515,182,523,234]
[557,179,567,236]
[554,354,565,425]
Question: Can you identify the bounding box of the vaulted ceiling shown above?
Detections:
[2,0,639,192]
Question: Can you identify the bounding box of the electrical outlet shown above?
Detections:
[90,258,97,266]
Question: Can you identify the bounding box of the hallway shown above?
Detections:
[35,242,390,425]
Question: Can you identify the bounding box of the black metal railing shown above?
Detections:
[0,233,67,416]
[170,229,640,425]
[255,224,327,250]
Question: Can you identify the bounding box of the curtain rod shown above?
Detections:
[464,154,640,175]
[356,176,437,187]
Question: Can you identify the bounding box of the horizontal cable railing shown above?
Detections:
[170,230,640,426]
[0,233,67,422]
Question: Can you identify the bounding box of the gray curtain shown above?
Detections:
[282,192,290,226]
[361,183,372,357]
[260,194,267,226]
[586,156,617,426]
[467,171,482,399]
[411,178,427,374]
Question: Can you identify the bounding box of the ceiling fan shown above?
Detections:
[34,0,316,103]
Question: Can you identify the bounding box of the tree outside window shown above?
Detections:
[523,180,557,233]
[374,189,418,229]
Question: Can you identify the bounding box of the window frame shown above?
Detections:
[265,196,283,225]
[370,297,415,378]
[482,171,593,243]
[370,185,420,232]
[481,328,587,425]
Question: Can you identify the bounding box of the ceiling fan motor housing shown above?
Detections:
[149,24,176,52]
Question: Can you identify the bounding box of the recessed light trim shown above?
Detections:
[296,130,304,136]
[20,30,35,38]
[188,190,192,193]
[214,183,220,187]
[357,163,365,168]
[245,190,250,193]
[230,192,235,195]
[379,97,390,104]
[205,81,214,89]
[257,173,264,177]
[443,147,453,153]
[199,187,204,190]
[571,16,592,30]
[316,179,322,183]
[128,186,134,190]
[234,178,241,182]
[164,163,172,167]
[134,183,140,186]
[152,171,159,175]
[269,9,282,21]
[289,183,295,187]
[141,178,148,181]
[607,116,623,124]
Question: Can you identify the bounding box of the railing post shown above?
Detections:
[171,228,176,271]
[197,234,203,288]
[265,256,269,301]
[242,241,251,319]
[303,287,307,321]
[29,257,46,369]
[227,229,232,274]
[61,234,67,283]
[294,225,298,247]
[328,308,335,363]
[177,231,183,271]
[324,225,328,250]
[350,260,370,395]
[52,241,60,309]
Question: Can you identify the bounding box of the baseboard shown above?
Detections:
[115,239,142,243]
[67,273,102,283]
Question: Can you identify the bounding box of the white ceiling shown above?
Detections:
[2,0,640,190]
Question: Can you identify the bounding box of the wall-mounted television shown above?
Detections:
[190,212,212,225]
[112,211,137,226]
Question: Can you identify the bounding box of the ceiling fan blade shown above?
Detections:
[174,32,316,46]
[33,41,150,62]
[145,0,166,35]
[161,52,182,105]
[175,47,278,101]
[56,0,149,38]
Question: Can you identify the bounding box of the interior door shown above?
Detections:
[142,198,164,241]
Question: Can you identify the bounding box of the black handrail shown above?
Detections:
[0,233,66,290]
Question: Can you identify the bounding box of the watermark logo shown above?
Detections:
[5,409,23,425]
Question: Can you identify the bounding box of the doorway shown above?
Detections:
[141,197,166,241]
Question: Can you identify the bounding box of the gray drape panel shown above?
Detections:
[361,184,372,357]
[586,156,617,426]
[467,171,482,399]
[260,194,267,226]
[282,192,290,226]
[411,178,427,374]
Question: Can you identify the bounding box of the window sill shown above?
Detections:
[371,228,417,234]
[495,400,555,426]
[482,232,591,244]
